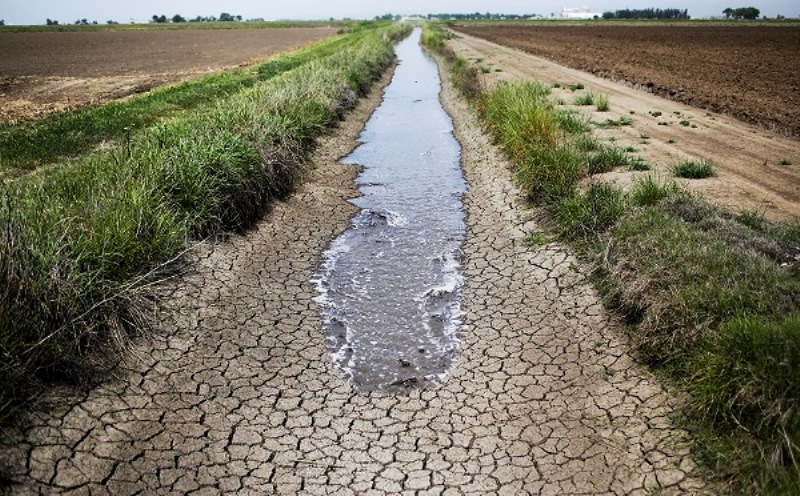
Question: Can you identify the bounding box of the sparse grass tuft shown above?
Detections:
[627,157,652,171]
[587,145,629,174]
[673,159,715,179]
[567,82,585,92]
[573,92,595,106]
[595,116,633,128]
[629,175,682,206]
[594,94,610,111]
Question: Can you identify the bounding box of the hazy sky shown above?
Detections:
[1,0,797,25]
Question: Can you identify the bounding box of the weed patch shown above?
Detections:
[673,159,715,179]
[594,94,610,111]
[587,145,629,174]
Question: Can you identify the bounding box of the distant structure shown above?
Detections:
[560,7,602,19]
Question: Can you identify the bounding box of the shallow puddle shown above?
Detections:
[313,28,467,392]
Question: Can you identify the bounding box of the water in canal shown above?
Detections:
[313,28,467,392]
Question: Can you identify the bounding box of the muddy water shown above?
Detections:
[314,28,466,392]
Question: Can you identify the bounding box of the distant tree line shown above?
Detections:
[602,8,690,19]
[374,14,402,21]
[426,12,539,20]
[722,7,761,19]
[151,13,243,23]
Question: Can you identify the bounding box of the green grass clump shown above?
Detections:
[594,94,610,111]
[514,144,586,203]
[691,315,800,492]
[0,22,408,424]
[587,145,629,174]
[553,183,627,245]
[573,92,595,106]
[478,81,591,203]
[568,82,585,91]
[629,175,682,206]
[478,81,556,161]
[673,159,715,179]
[627,157,652,171]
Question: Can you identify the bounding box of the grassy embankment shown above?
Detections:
[0,22,411,424]
[0,24,384,176]
[423,23,800,493]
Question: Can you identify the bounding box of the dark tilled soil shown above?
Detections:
[0,27,336,121]
[451,24,800,138]
[0,28,337,77]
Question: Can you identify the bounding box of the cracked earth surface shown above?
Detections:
[0,51,712,494]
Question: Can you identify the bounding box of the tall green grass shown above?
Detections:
[0,22,411,424]
[433,27,800,491]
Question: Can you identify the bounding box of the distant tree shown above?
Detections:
[106,20,118,24]
[172,14,186,23]
[740,6,760,19]
[235,15,242,21]
[46,18,59,25]
[74,18,89,25]
[603,8,689,19]
[152,14,167,23]
[726,6,761,19]
[0,19,4,26]
[219,12,235,22]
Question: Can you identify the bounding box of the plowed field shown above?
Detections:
[0,27,336,121]
[450,24,800,138]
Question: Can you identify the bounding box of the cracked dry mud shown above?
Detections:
[0,53,712,494]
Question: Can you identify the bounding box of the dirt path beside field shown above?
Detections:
[0,51,711,494]
[449,31,800,222]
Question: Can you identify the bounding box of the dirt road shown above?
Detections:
[450,31,800,222]
[0,50,711,493]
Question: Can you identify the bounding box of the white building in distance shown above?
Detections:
[561,7,602,19]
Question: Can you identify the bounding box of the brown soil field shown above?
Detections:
[0,27,337,121]
[446,30,800,222]
[451,24,800,138]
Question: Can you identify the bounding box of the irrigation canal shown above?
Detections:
[314,28,467,392]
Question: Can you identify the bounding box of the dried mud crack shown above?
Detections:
[0,55,712,494]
